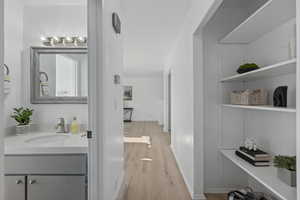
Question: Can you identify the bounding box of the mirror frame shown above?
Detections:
[30,47,88,104]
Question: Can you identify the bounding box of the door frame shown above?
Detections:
[167,70,171,133]
[296,0,300,196]
[0,0,4,199]
[192,0,223,198]
[0,0,105,199]
[87,0,104,199]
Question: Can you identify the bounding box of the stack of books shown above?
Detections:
[235,147,271,167]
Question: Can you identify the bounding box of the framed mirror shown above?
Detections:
[31,47,88,104]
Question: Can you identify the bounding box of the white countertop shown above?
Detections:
[5,132,88,155]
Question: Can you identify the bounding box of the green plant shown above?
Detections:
[274,155,296,171]
[11,107,34,126]
[237,63,260,74]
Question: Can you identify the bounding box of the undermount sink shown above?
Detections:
[5,131,88,155]
[25,134,70,145]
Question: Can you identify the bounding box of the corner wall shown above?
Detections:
[165,0,218,198]
[102,0,124,199]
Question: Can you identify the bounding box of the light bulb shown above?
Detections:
[40,36,48,42]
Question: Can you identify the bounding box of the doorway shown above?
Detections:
[0,0,123,200]
[168,71,172,133]
[0,0,4,199]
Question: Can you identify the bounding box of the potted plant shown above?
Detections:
[11,107,34,134]
[274,155,296,187]
[237,63,260,74]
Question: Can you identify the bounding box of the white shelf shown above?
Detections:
[220,59,296,83]
[222,104,296,113]
[220,0,296,44]
[221,150,297,200]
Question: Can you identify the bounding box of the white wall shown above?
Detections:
[87,0,123,198]
[243,19,296,156]
[123,74,164,125]
[22,5,88,126]
[4,0,23,128]
[164,0,217,198]
[101,0,124,198]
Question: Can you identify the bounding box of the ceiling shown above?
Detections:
[23,0,86,5]
[23,0,191,74]
[121,0,191,74]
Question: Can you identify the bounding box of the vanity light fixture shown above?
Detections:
[40,36,52,46]
[40,36,48,42]
[65,36,74,42]
[66,36,73,41]
[52,36,62,43]
[74,36,87,46]
[77,37,86,43]
[62,37,75,46]
[40,36,87,47]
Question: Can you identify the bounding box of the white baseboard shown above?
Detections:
[170,145,194,198]
[205,187,235,194]
[114,170,126,200]
[193,194,207,200]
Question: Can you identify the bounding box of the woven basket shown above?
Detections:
[230,89,268,105]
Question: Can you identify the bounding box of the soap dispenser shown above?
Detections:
[70,117,80,134]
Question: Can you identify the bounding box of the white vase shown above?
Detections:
[289,37,296,59]
[277,168,296,187]
[16,124,30,135]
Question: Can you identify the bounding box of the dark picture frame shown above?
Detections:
[123,86,133,101]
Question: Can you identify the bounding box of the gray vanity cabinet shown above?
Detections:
[4,154,87,200]
[5,176,26,200]
[27,176,86,200]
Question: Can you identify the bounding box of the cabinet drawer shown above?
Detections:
[5,154,87,175]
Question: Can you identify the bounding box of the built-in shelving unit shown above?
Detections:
[220,0,296,44]
[215,0,298,198]
[222,104,296,113]
[220,59,296,83]
[221,150,297,200]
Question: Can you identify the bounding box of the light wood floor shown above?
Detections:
[123,121,226,200]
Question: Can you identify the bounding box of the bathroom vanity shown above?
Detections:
[3,45,90,200]
[4,132,88,200]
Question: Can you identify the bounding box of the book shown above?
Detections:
[239,146,271,160]
[238,148,271,161]
[235,151,270,167]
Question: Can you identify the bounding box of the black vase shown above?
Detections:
[273,86,288,107]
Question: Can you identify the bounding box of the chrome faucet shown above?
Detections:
[55,118,66,133]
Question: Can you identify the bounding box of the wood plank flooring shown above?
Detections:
[123,121,226,200]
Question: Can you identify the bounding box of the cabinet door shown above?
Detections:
[28,176,86,200]
[5,176,25,200]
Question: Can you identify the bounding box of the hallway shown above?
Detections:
[123,122,226,200]
[124,121,191,200]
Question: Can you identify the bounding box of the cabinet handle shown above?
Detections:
[29,180,37,185]
[16,180,23,185]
